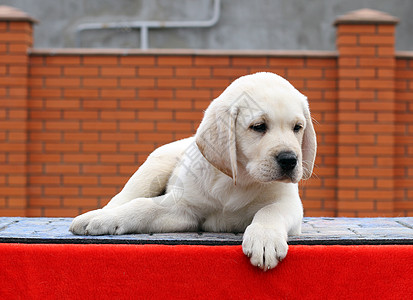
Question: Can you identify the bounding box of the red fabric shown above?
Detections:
[0,243,412,299]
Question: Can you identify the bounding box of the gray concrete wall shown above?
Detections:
[1,0,412,51]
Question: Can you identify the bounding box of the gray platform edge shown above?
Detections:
[0,217,412,246]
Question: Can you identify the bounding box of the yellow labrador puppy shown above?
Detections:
[70,72,316,270]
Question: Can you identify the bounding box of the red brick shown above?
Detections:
[63,197,98,208]
[44,121,80,131]
[377,47,395,57]
[137,111,173,120]
[338,200,375,211]
[120,56,155,66]
[176,67,211,77]
[82,187,118,196]
[358,168,394,177]
[339,68,375,78]
[100,89,135,99]
[139,89,174,99]
[82,165,117,174]
[64,111,99,120]
[64,132,99,142]
[44,208,80,217]
[157,78,193,88]
[359,35,394,46]
[338,57,358,67]
[339,46,376,56]
[339,156,375,166]
[101,67,135,76]
[175,89,211,99]
[306,79,337,89]
[82,121,117,131]
[100,132,135,142]
[358,146,394,155]
[359,101,394,111]
[8,22,33,32]
[119,121,154,131]
[157,100,192,110]
[138,67,173,76]
[358,79,394,89]
[359,124,396,134]
[306,58,337,68]
[138,132,174,143]
[336,35,358,45]
[194,56,229,66]
[45,77,81,87]
[339,112,375,122]
[157,122,192,132]
[232,57,267,66]
[119,100,155,109]
[288,68,323,78]
[44,143,80,152]
[0,54,28,64]
[158,56,192,66]
[0,32,31,42]
[269,58,304,67]
[83,99,118,109]
[64,67,99,76]
[195,78,230,88]
[64,88,99,98]
[29,132,61,142]
[175,111,204,121]
[378,25,395,34]
[82,143,117,153]
[82,56,118,65]
[100,111,135,120]
[337,24,376,34]
[83,78,118,88]
[212,67,249,78]
[63,153,99,163]
[100,176,128,186]
[45,56,81,65]
[118,143,155,153]
[30,66,61,76]
[101,154,135,163]
[8,65,27,75]
[359,57,395,67]
[339,134,375,144]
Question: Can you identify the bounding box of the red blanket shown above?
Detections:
[1,244,412,299]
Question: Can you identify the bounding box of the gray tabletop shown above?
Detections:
[0,217,412,245]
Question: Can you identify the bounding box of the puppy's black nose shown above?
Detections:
[276,152,297,172]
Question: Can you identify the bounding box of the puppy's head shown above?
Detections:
[196,72,316,185]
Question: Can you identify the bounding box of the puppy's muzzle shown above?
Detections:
[276,151,297,173]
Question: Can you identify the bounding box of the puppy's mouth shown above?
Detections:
[276,173,299,184]
[254,171,300,184]
[247,159,301,183]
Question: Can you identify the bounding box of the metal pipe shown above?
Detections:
[76,0,221,49]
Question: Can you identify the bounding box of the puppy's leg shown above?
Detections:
[105,138,193,209]
[69,193,198,235]
[242,195,303,270]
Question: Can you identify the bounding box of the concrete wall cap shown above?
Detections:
[334,8,399,26]
[0,6,38,23]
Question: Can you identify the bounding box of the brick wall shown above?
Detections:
[1,7,412,217]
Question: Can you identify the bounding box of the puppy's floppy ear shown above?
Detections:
[196,103,238,184]
[301,102,317,180]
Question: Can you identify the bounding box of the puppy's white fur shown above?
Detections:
[70,72,316,270]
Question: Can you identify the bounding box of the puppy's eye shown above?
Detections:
[293,124,303,133]
[249,123,267,133]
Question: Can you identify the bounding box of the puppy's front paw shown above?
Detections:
[70,209,127,236]
[242,223,288,270]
